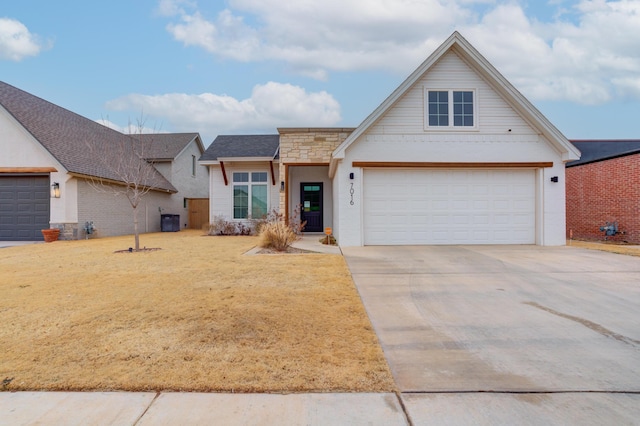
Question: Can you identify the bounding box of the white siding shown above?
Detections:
[209,162,279,224]
[368,51,536,136]
[334,49,568,247]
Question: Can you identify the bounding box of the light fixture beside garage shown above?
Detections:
[550,176,559,183]
[51,182,60,198]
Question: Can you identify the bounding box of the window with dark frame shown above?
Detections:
[427,89,474,128]
[428,90,449,126]
[453,91,474,127]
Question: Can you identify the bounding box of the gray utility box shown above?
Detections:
[161,214,180,232]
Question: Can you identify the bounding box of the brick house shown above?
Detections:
[0,81,209,241]
[566,140,640,243]
[200,32,579,246]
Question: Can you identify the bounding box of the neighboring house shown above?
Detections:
[134,133,210,230]
[0,81,208,241]
[566,140,640,243]
[200,32,580,247]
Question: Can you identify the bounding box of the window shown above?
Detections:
[191,155,196,176]
[233,172,268,219]
[426,89,475,128]
[428,91,449,126]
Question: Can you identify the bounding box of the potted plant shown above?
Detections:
[41,228,60,243]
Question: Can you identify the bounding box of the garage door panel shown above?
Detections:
[364,169,535,245]
[0,176,50,241]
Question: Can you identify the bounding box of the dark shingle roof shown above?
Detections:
[200,135,279,161]
[134,133,203,160]
[0,81,176,192]
[568,140,640,167]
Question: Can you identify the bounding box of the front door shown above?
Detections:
[300,183,323,232]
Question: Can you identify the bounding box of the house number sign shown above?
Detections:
[350,182,354,205]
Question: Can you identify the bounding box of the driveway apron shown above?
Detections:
[343,245,640,423]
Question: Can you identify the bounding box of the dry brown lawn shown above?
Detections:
[568,239,640,257]
[0,231,395,393]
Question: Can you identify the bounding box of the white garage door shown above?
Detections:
[363,169,536,245]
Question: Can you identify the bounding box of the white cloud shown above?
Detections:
[160,0,640,104]
[164,0,467,76]
[0,18,46,61]
[156,0,195,17]
[105,82,341,141]
[461,1,640,104]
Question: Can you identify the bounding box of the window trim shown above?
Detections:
[231,171,269,220]
[424,88,478,131]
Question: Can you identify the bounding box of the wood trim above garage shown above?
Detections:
[0,167,57,173]
[352,162,553,168]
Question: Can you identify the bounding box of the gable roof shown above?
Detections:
[134,133,205,161]
[200,134,280,162]
[567,140,640,167]
[0,81,176,193]
[330,31,581,175]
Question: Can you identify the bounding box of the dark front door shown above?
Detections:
[300,183,323,232]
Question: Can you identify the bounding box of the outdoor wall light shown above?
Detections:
[51,182,60,198]
[349,172,354,180]
[280,181,285,191]
[550,176,559,183]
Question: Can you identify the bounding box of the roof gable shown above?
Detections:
[135,133,204,161]
[200,134,280,161]
[0,81,176,193]
[331,31,580,174]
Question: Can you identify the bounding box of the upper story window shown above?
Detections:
[191,155,196,176]
[426,89,475,129]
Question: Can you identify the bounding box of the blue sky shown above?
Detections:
[1,0,639,145]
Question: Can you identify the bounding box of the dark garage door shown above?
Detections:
[0,176,50,241]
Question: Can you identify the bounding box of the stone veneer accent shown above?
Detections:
[50,222,79,240]
[277,128,354,212]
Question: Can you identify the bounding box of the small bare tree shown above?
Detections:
[87,118,169,251]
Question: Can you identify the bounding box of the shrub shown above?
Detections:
[256,206,307,251]
[258,221,298,251]
[208,215,252,236]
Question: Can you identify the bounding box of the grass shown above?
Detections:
[568,239,640,257]
[0,231,395,393]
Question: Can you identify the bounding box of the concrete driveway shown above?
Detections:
[342,245,640,424]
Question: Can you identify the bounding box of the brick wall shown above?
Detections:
[566,154,640,243]
[77,179,174,239]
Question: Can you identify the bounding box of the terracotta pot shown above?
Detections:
[41,228,60,243]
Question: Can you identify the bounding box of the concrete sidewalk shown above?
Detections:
[0,241,43,248]
[0,392,408,425]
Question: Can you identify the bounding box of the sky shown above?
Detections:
[1,0,639,146]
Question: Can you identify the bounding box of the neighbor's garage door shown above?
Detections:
[363,169,535,245]
[0,176,50,241]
